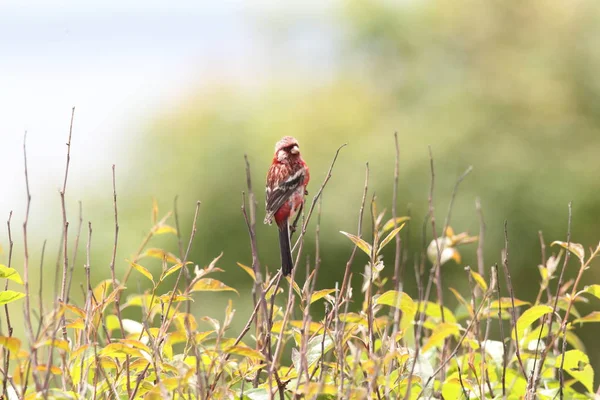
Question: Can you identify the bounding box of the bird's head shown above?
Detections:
[273,136,301,163]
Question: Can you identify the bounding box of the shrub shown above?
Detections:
[0,130,598,400]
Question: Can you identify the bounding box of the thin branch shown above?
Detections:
[338,162,369,305]
[502,221,528,380]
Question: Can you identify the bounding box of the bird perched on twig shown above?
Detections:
[264,136,310,276]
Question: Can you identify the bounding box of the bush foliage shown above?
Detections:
[1,132,599,400]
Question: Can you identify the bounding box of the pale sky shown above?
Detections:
[0,1,336,235]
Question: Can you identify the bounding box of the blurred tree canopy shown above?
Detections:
[91,0,600,375]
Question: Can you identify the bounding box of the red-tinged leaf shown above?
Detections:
[339,231,372,256]
[0,336,21,353]
[0,290,25,306]
[0,264,23,284]
[237,262,256,281]
[190,278,238,295]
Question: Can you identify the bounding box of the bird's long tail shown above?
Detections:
[278,223,293,276]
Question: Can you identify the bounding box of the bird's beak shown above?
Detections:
[290,145,299,155]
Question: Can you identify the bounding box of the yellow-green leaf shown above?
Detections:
[36,339,70,352]
[422,323,460,353]
[310,289,336,304]
[419,302,457,324]
[0,290,25,306]
[378,223,406,254]
[100,343,143,359]
[128,261,154,284]
[225,345,265,361]
[376,290,417,331]
[287,275,302,297]
[0,264,23,285]
[382,216,411,233]
[513,305,553,340]
[339,231,372,256]
[555,350,594,393]
[161,263,186,281]
[551,241,585,263]
[190,278,238,295]
[154,225,177,235]
[142,248,180,264]
[470,270,488,291]
[66,319,85,330]
[572,311,600,325]
[237,262,256,282]
[583,284,600,300]
[490,298,530,309]
[0,336,21,353]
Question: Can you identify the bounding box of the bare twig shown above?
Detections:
[338,162,369,305]
[501,221,528,380]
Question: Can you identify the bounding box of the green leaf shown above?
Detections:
[128,261,154,285]
[306,333,334,367]
[339,231,372,256]
[555,349,594,393]
[582,284,600,300]
[190,278,238,295]
[381,216,411,233]
[244,388,270,400]
[513,305,553,340]
[310,289,336,304]
[377,223,406,254]
[0,265,23,285]
[551,241,585,263]
[0,290,25,306]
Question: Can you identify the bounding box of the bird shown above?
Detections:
[264,136,310,276]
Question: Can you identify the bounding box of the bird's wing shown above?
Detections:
[264,168,305,224]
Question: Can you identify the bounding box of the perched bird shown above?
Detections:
[264,136,310,276]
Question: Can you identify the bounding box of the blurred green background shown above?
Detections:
[2,0,600,384]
